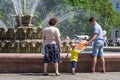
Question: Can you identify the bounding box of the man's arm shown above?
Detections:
[87,33,97,45]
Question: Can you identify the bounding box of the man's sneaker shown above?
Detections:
[101,70,106,73]
[91,69,95,73]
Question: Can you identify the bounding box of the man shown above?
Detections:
[85,17,105,73]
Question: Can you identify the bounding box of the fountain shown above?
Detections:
[0,0,99,53]
[0,0,42,53]
[0,0,84,53]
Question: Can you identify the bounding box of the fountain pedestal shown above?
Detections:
[0,53,119,73]
[15,15,34,27]
[0,15,42,53]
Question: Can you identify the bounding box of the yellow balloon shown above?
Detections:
[78,40,87,50]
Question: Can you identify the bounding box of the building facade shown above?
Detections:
[110,0,120,13]
[109,0,120,41]
[111,28,120,39]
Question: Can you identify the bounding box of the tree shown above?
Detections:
[64,0,120,37]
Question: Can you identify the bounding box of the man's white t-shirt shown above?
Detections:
[42,26,61,45]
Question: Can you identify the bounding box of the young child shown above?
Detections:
[70,43,81,75]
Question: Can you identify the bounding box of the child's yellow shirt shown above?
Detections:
[70,49,80,62]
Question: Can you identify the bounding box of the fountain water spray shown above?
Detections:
[12,0,39,16]
[11,0,39,26]
[30,0,39,16]
[0,20,8,32]
[40,9,79,28]
[11,0,23,15]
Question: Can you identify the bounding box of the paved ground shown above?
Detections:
[0,72,120,80]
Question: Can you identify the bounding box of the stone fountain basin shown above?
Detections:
[0,53,119,73]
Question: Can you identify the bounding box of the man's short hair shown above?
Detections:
[89,17,95,22]
[49,18,58,26]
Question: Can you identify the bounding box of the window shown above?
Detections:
[116,3,119,8]
[115,30,119,38]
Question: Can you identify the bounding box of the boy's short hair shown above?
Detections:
[89,17,95,22]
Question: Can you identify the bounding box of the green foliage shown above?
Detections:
[0,11,5,19]
[64,0,120,37]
